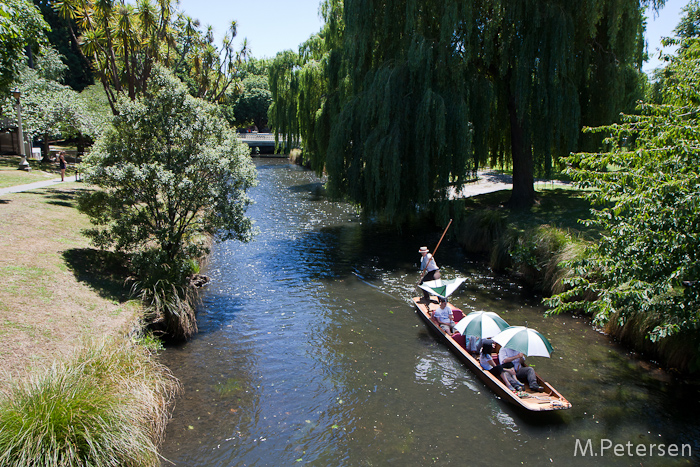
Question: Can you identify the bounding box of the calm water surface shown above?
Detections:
[160,158,699,466]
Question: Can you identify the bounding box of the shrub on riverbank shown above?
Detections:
[452,188,696,372]
[0,337,179,467]
[454,189,590,294]
[78,67,257,340]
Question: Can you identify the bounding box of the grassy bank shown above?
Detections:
[0,180,134,378]
[0,171,179,463]
[454,186,595,290]
[451,186,697,373]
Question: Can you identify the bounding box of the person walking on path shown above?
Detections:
[418,246,440,302]
[58,151,67,182]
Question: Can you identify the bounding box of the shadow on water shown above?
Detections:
[62,248,129,302]
[287,182,326,199]
[186,291,247,335]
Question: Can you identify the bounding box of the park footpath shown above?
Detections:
[0,178,66,195]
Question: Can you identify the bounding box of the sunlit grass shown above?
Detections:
[0,337,180,467]
[0,155,78,189]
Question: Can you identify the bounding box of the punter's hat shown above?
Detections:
[419,246,429,253]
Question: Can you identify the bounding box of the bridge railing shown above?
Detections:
[237,132,277,142]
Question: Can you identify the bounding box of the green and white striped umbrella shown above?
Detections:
[418,277,466,299]
[454,311,510,338]
[493,326,554,357]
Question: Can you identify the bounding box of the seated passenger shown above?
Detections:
[498,347,545,392]
[466,335,481,355]
[479,342,523,392]
[432,297,455,335]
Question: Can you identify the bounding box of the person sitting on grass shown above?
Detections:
[479,342,523,392]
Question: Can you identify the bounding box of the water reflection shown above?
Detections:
[160,158,699,466]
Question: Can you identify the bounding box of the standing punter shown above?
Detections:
[418,246,439,302]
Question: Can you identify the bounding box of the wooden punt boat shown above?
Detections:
[413,296,572,412]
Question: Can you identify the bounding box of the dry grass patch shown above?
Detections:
[0,183,135,381]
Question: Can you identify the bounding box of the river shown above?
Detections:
[160,158,698,466]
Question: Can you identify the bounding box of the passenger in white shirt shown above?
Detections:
[432,297,455,335]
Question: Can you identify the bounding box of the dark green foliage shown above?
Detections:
[270,0,650,220]
[33,0,94,91]
[224,59,272,130]
[0,0,48,96]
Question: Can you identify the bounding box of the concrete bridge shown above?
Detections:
[237,132,291,153]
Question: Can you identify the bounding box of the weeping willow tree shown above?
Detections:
[269,0,342,172]
[325,1,476,221]
[271,0,475,222]
[270,0,654,218]
[461,0,651,207]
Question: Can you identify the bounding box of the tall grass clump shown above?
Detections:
[457,209,508,254]
[510,225,582,292]
[0,338,180,467]
[129,249,201,341]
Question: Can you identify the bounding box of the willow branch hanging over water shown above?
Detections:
[270,0,654,219]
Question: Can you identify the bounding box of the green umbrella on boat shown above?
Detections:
[493,326,554,358]
[418,277,466,299]
[454,311,510,338]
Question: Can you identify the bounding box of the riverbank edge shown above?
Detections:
[450,204,698,375]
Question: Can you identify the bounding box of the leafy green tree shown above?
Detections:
[1,47,102,159]
[78,67,257,339]
[0,0,48,96]
[545,5,700,343]
[648,0,700,105]
[225,59,272,130]
[270,0,650,220]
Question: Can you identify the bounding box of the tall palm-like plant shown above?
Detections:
[55,0,247,112]
[172,17,248,103]
[55,0,174,114]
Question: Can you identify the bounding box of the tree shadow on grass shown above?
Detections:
[42,188,84,208]
[62,248,131,303]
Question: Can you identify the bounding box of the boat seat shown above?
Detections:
[452,332,467,349]
[452,308,464,322]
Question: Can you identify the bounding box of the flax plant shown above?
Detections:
[0,338,180,467]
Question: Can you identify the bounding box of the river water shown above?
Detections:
[160,158,698,466]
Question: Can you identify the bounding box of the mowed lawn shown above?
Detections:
[0,181,137,380]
